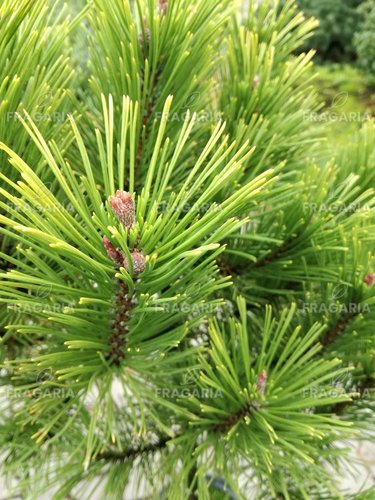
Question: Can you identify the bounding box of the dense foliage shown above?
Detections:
[0,0,374,499]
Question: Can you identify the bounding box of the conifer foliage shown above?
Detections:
[0,0,374,499]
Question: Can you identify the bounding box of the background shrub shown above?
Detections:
[354,0,375,85]
[290,0,363,62]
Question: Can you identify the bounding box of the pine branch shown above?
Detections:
[106,279,132,365]
[330,376,374,416]
[321,310,361,350]
[0,97,276,464]
[321,273,374,351]
[102,191,145,364]
[97,435,171,462]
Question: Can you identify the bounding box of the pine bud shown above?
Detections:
[123,251,146,275]
[159,0,168,15]
[253,74,260,89]
[109,191,135,230]
[256,370,267,396]
[364,272,375,287]
[102,237,124,266]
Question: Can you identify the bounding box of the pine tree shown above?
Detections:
[0,1,374,499]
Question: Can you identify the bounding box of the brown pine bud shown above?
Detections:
[256,370,267,396]
[123,251,146,275]
[364,272,375,287]
[253,74,260,89]
[109,191,135,230]
[102,237,124,266]
[159,0,168,15]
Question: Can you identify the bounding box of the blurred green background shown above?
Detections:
[288,0,375,158]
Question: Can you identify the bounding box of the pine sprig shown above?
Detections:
[218,0,320,180]
[0,0,79,179]
[174,298,355,498]
[86,0,233,186]
[0,97,276,473]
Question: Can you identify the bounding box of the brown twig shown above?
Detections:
[321,311,360,350]
[97,435,171,462]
